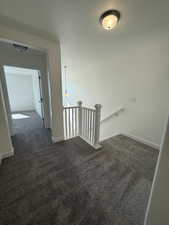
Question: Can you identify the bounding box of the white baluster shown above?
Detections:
[68,108,71,138]
[75,108,77,136]
[63,102,102,149]
[72,108,74,137]
[92,110,95,143]
[89,110,92,141]
[93,104,102,149]
[84,108,87,138]
[87,109,89,139]
[65,109,68,139]
[78,101,82,136]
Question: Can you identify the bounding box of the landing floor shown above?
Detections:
[0,133,158,225]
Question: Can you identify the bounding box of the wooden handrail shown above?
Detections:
[101,107,124,123]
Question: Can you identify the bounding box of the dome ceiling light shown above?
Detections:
[100,9,121,30]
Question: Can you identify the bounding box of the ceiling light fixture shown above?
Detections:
[100,9,121,30]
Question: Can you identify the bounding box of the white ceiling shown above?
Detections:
[0,0,168,41]
[0,0,168,65]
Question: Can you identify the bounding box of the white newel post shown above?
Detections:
[94,104,102,149]
[78,101,82,136]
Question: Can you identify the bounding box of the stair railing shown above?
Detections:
[63,101,102,149]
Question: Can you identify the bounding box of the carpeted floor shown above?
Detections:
[12,111,43,134]
[0,131,158,225]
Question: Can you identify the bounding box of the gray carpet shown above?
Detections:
[0,131,158,225]
[12,111,43,134]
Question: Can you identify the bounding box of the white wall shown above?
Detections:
[61,30,169,146]
[0,77,13,163]
[5,73,35,112]
[32,72,42,117]
[144,114,169,225]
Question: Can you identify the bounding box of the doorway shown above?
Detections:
[1,65,45,135]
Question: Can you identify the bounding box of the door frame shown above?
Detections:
[0,65,13,135]
[0,65,50,136]
[0,24,64,149]
[37,70,45,126]
[38,71,45,127]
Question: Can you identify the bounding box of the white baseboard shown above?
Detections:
[100,133,121,142]
[2,148,14,159]
[52,132,160,150]
[79,136,102,150]
[0,147,14,166]
[101,132,160,150]
[52,136,65,143]
[121,133,160,150]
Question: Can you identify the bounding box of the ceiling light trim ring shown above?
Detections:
[100,9,121,30]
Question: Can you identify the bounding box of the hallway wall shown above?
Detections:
[0,23,64,147]
[0,79,13,164]
[61,30,169,147]
[145,115,169,225]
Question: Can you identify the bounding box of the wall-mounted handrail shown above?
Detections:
[101,107,124,124]
[63,101,102,149]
